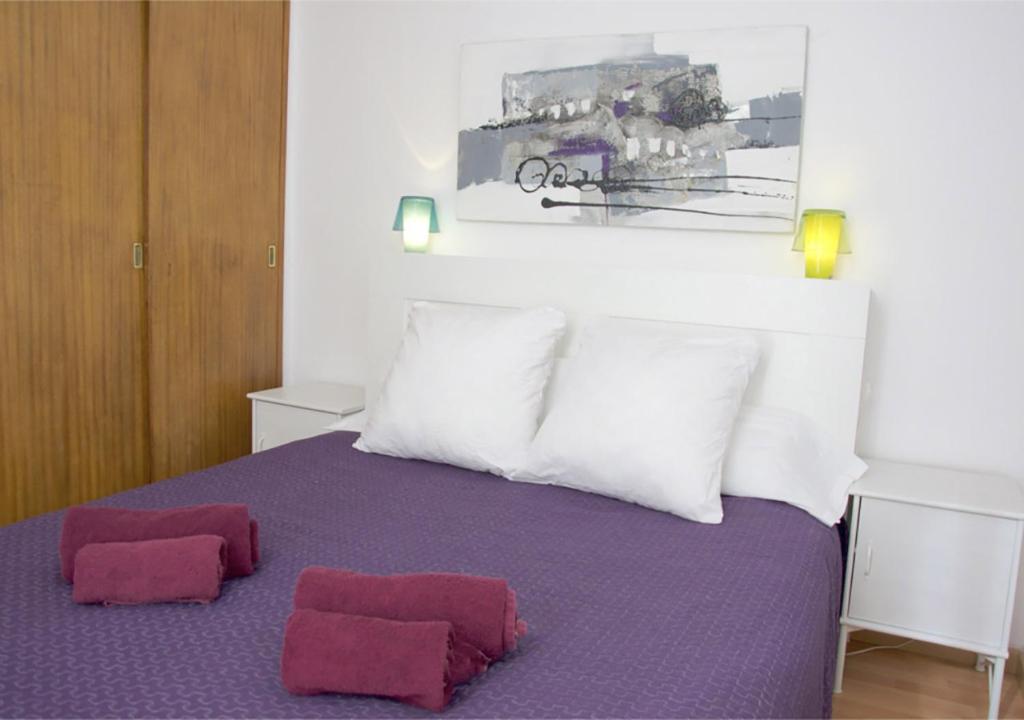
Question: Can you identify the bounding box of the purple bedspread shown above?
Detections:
[0,431,841,718]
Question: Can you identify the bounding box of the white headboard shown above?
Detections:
[367,253,871,452]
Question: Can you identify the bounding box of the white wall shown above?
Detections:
[283,0,1024,640]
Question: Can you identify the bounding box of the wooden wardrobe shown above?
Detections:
[0,1,288,526]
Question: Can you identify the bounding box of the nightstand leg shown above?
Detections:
[834,624,850,693]
[988,656,1004,719]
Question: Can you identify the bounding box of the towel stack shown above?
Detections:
[282,567,527,711]
[59,504,259,605]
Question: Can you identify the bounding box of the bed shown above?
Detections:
[0,257,870,718]
[0,430,841,718]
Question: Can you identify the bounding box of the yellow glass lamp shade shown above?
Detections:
[792,209,849,279]
[392,196,439,253]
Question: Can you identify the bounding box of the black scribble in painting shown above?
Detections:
[514,156,795,200]
[539,197,792,221]
[666,87,732,131]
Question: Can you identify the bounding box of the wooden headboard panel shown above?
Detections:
[366,253,871,451]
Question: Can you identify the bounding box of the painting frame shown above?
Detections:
[457,26,808,233]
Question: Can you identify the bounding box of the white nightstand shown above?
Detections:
[247,382,364,452]
[835,459,1024,718]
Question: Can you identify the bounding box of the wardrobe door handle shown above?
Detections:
[132,243,144,269]
[257,434,266,451]
[863,546,874,577]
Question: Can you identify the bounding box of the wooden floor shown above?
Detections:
[834,639,1024,719]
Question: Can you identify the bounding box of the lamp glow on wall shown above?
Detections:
[393,196,439,253]
[792,209,849,279]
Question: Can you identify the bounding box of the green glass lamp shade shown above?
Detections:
[792,209,849,279]
[393,196,439,252]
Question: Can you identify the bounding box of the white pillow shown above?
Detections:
[513,323,760,523]
[354,301,566,475]
[722,405,867,525]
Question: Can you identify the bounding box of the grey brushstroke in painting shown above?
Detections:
[736,91,802,147]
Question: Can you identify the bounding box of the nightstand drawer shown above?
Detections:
[253,401,338,452]
[848,497,1016,650]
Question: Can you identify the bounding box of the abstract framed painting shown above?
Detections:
[457,27,807,232]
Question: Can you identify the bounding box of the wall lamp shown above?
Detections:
[393,196,439,253]
[793,209,849,279]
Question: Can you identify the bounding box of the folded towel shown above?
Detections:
[72,535,227,605]
[60,504,258,582]
[293,567,526,661]
[281,608,456,712]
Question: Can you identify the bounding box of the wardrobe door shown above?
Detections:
[0,2,149,525]
[147,1,287,481]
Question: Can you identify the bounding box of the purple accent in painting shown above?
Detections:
[549,137,616,157]
[0,432,841,718]
[612,100,631,118]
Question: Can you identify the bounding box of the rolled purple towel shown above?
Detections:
[281,608,457,711]
[293,567,526,661]
[59,504,258,582]
[72,535,227,605]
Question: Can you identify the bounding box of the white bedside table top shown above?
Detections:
[247,382,364,416]
[853,459,1024,521]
